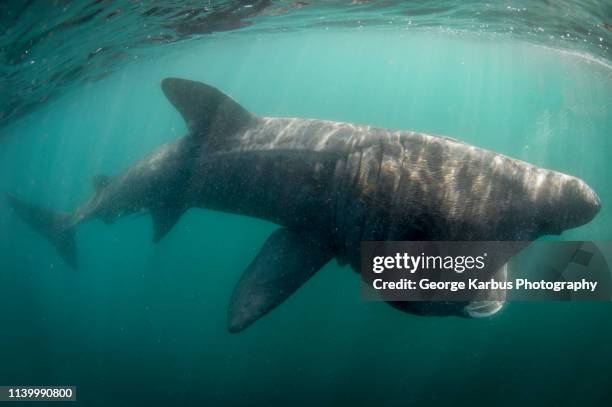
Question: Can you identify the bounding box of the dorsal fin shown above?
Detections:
[93,174,111,194]
[161,78,254,139]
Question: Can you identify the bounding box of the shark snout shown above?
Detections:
[544,176,601,233]
[565,177,601,226]
[584,183,601,216]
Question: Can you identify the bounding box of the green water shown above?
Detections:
[0,30,611,406]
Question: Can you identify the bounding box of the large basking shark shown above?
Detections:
[7,78,601,332]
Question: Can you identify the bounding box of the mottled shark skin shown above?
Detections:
[7,78,601,333]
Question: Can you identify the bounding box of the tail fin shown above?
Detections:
[6,194,78,269]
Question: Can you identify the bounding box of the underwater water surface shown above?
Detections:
[1,2,612,406]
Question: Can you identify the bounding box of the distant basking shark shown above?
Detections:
[7,78,601,332]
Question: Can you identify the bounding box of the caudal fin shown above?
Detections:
[6,194,78,269]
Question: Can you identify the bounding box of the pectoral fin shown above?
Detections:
[228,228,334,333]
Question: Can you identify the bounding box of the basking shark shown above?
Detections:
[7,78,601,332]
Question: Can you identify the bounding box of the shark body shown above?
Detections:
[8,78,601,332]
